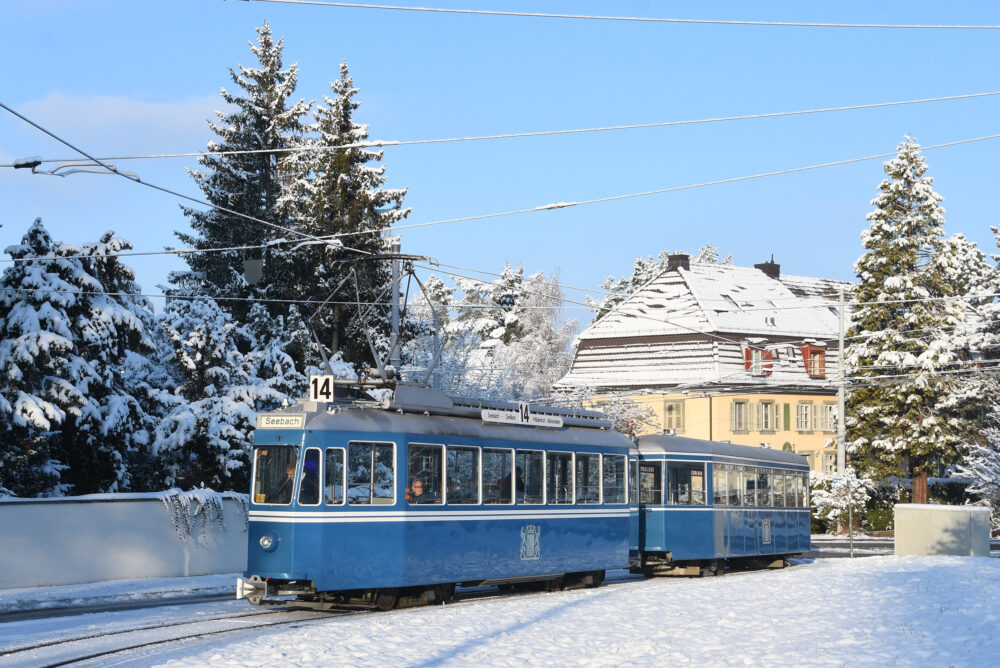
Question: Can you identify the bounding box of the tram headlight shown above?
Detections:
[259,532,277,551]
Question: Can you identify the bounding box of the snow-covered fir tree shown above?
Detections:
[844,136,974,504]
[809,468,874,534]
[0,222,164,495]
[172,22,311,324]
[57,232,163,494]
[154,298,257,491]
[265,61,409,374]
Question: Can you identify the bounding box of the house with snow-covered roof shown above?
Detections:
[557,253,852,472]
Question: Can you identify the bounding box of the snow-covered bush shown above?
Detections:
[810,468,874,534]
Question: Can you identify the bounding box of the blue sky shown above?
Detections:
[4,0,1000,322]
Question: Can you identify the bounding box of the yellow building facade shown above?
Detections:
[623,391,839,472]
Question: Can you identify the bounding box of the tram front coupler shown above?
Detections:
[236,574,269,604]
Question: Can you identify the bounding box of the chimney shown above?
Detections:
[667,253,691,272]
[755,255,780,279]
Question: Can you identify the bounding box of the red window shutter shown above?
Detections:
[762,349,773,376]
[817,351,826,378]
[744,347,753,370]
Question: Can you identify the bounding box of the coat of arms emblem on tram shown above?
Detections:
[520,524,541,561]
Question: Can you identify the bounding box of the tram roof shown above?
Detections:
[636,434,808,466]
[265,404,635,450]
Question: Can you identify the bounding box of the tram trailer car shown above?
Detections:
[632,435,811,576]
[237,385,635,610]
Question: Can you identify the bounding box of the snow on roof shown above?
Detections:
[579,263,841,342]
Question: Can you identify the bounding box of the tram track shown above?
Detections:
[0,567,784,666]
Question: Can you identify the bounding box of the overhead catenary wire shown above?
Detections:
[238,1,1000,30]
[6,90,1000,167]
[0,100,376,262]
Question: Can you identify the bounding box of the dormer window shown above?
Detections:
[744,346,773,376]
[802,345,826,379]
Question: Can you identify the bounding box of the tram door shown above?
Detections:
[638,461,664,550]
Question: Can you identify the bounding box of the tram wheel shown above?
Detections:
[375,589,399,611]
[434,583,456,603]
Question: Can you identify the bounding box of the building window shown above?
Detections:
[731,400,749,432]
[758,402,776,432]
[795,403,813,432]
[663,401,684,432]
[802,345,826,378]
[821,404,837,432]
[822,453,836,473]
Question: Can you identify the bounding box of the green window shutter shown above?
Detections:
[783,403,791,431]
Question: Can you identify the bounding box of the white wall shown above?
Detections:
[894,504,991,557]
[0,493,248,589]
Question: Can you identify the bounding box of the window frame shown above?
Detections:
[602,454,628,505]
[663,400,685,432]
[546,450,575,505]
[251,446,299,506]
[713,463,728,506]
[666,460,708,506]
[298,447,323,507]
[575,452,601,504]
[324,447,346,506]
[516,449,545,505]
[347,440,397,506]
[795,403,813,432]
[758,401,776,433]
[445,444,481,505]
[731,400,750,433]
[407,442,445,505]
[638,461,664,505]
[483,447,515,505]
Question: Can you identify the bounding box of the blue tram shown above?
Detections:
[236,385,812,609]
[237,385,634,609]
[631,435,811,575]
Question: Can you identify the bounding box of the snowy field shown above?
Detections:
[3,555,998,666]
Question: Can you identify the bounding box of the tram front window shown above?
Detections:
[253,447,298,505]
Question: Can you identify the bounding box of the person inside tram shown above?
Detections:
[269,461,297,504]
[409,478,436,504]
[495,466,524,503]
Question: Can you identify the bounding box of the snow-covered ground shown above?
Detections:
[2,555,999,666]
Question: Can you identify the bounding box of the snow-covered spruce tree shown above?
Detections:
[845,136,973,504]
[172,22,311,324]
[265,62,408,374]
[154,298,258,491]
[57,232,165,494]
[0,221,81,496]
[245,303,307,403]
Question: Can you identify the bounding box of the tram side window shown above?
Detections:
[517,450,544,504]
[728,466,742,506]
[603,455,626,504]
[547,452,574,504]
[575,454,600,504]
[325,448,345,505]
[446,446,480,504]
[667,462,706,505]
[348,442,395,505]
[743,466,757,506]
[629,459,638,505]
[252,447,298,505]
[408,444,443,504]
[756,469,772,507]
[298,448,321,506]
[483,448,514,503]
[800,473,809,507]
[713,464,728,506]
[638,462,663,505]
[771,470,786,508]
